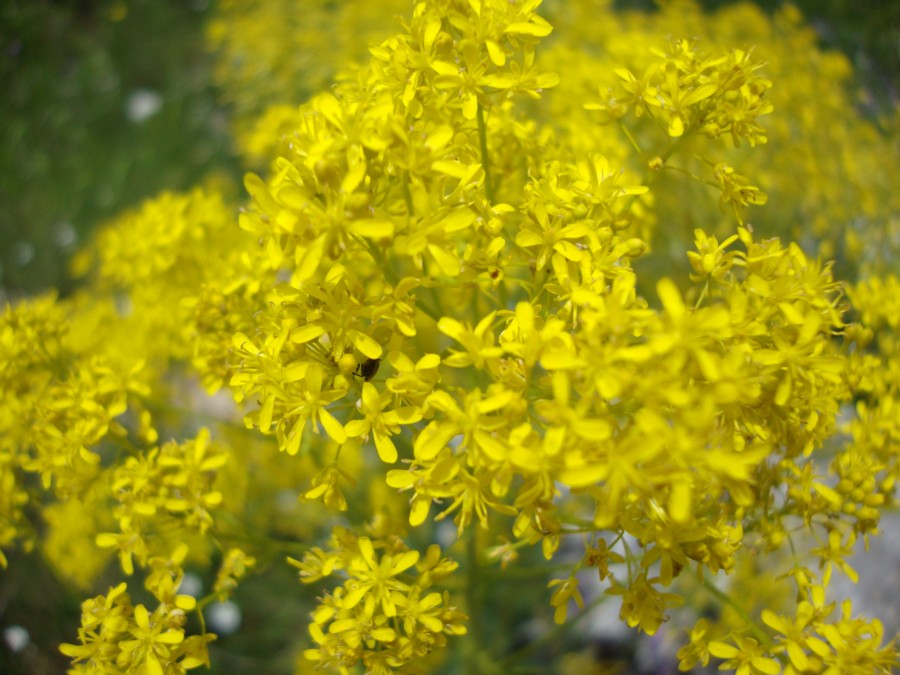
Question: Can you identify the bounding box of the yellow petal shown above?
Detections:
[319,408,347,444]
[349,218,394,239]
[353,332,383,359]
[707,641,739,658]
[485,39,506,66]
[374,431,398,463]
[410,496,431,526]
[428,243,460,276]
[669,480,692,524]
[657,277,685,319]
[291,324,326,344]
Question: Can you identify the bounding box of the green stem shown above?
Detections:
[662,162,708,185]
[356,234,399,286]
[213,510,307,558]
[428,280,448,319]
[355,233,442,322]
[402,172,414,216]
[477,103,494,203]
[618,119,643,155]
[502,592,607,666]
[693,280,709,310]
[465,525,482,674]
[701,576,774,650]
[194,592,222,635]
[622,130,696,217]
[481,561,574,580]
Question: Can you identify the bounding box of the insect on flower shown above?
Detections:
[355,357,381,382]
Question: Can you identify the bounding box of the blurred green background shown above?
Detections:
[0,0,238,299]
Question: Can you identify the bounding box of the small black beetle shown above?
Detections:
[356,357,381,382]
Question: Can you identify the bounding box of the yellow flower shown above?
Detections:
[343,537,419,618]
[608,574,681,636]
[35,0,900,672]
[118,604,185,675]
[676,618,711,671]
[708,636,781,675]
[298,530,465,671]
[344,382,422,463]
[547,575,584,624]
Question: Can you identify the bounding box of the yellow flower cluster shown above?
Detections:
[60,571,215,675]
[0,190,262,664]
[205,0,409,164]
[96,429,228,576]
[289,528,466,673]
[1,0,897,673]
[71,185,250,365]
[586,37,772,144]
[842,275,900,532]
[540,0,899,276]
[0,297,144,493]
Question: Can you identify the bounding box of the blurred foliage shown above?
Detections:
[205,0,409,161]
[0,0,237,297]
[709,0,898,103]
[620,0,899,105]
